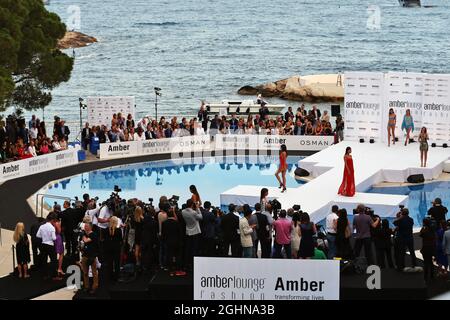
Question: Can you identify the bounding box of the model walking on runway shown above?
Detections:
[338,147,355,197]
[387,108,396,147]
[401,109,414,146]
[275,144,288,192]
[418,127,429,167]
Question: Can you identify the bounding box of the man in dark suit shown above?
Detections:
[229,114,239,132]
[285,106,294,122]
[56,120,70,141]
[61,200,84,260]
[220,204,241,257]
[311,105,321,121]
[161,209,185,275]
[81,122,91,150]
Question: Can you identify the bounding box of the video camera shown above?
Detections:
[269,199,282,213]
[102,185,124,213]
[168,195,180,208]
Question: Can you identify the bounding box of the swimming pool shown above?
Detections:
[42,155,304,207]
[367,181,450,227]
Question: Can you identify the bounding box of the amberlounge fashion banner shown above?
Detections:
[194,257,340,300]
[345,71,450,144]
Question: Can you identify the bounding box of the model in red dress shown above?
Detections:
[338,147,355,197]
[275,144,288,192]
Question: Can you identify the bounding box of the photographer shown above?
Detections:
[181,199,203,271]
[393,208,417,271]
[427,198,448,228]
[80,222,99,294]
[141,207,159,273]
[353,204,379,265]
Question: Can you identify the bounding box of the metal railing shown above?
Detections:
[34,193,76,218]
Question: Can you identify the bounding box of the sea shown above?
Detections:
[3,0,450,134]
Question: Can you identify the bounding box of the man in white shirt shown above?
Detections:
[326,205,339,259]
[36,212,60,280]
[29,124,38,140]
[97,204,112,242]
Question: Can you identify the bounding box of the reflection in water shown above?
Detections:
[369,181,450,227]
[68,158,298,191]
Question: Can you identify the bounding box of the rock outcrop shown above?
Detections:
[57,31,97,50]
[238,74,344,102]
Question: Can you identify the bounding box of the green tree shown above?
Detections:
[0,0,73,112]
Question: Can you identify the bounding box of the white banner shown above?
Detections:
[214,134,334,151]
[344,72,384,142]
[99,135,211,159]
[422,74,450,143]
[194,257,340,300]
[384,72,424,142]
[99,140,138,159]
[86,96,135,128]
[0,147,80,184]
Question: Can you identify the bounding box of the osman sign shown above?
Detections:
[194,257,339,300]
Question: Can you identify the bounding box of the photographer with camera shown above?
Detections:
[181,199,203,271]
[80,222,99,294]
[427,198,448,229]
[352,204,379,265]
[393,207,417,271]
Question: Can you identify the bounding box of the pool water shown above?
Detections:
[43,156,304,207]
[366,181,450,228]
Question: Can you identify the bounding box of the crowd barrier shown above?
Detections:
[0,146,81,184]
[99,134,335,159]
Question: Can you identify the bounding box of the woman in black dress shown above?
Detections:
[298,213,317,259]
[13,222,31,278]
[104,216,123,281]
[132,206,144,267]
[335,209,353,260]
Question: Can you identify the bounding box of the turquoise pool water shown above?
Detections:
[44,156,304,207]
[366,181,450,227]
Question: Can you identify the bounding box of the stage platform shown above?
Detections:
[220,141,450,222]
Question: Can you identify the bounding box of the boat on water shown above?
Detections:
[399,0,421,7]
[205,99,286,115]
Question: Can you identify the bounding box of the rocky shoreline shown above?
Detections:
[57,31,97,50]
[238,74,344,102]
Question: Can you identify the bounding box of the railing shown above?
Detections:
[35,193,76,218]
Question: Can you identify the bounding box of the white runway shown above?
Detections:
[220,141,450,221]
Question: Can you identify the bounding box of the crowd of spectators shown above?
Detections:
[0,114,71,163]
[12,185,449,293]
[81,104,344,149]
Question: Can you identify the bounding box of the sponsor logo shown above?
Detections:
[345,101,380,110]
[107,144,130,152]
[2,164,20,175]
[388,100,422,110]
